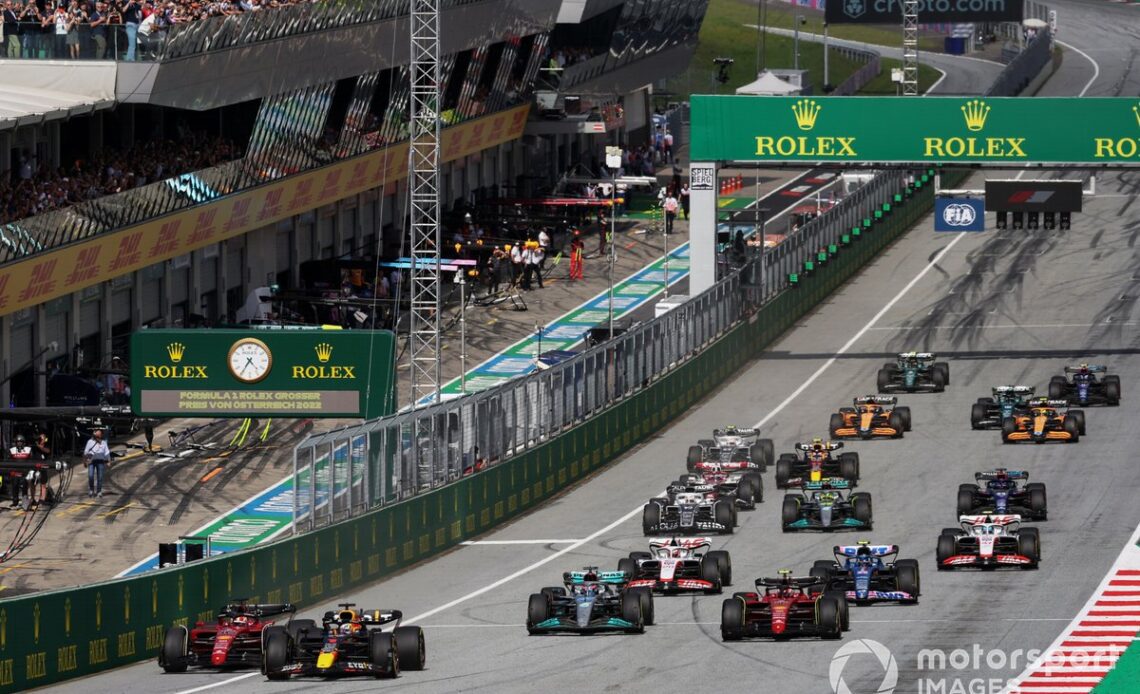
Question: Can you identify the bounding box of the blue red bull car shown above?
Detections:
[810,542,920,605]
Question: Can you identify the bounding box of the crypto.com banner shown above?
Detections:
[825,0,1024,24]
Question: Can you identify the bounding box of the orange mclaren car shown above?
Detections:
[829,396,912,440]
[1001,398,1086,444]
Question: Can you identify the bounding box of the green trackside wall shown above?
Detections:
[0,172,957,692]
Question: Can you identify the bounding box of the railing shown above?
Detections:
[985,30,1052,97]
[830,45,882,96]
[293,167,916,530]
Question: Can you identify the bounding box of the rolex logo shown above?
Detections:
[791,99,821,131]
[315,342,333,363]
[167,342,186,363]
[961,99,991,132]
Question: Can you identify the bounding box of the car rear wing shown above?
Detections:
[356,610,402,626]
[1065,365,1107,374]
[993,385,1035,396]
[897,351,935,360]
[565,569,629,584]
[220,602,297,618]
[854,395,896,406]
[834,543,898,559]
[756,573,825,589]
[975,469,1028,482]
[1027,397,1069,408]
[795,441,843,451]
[959,514,1022,526]
[802,478,851,490]
[648,537,711,552]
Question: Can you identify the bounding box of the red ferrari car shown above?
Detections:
[720,570,847,640]
[159,600,296,672]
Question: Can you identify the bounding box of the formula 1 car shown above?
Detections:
[644,490,735,535]
[261,604,425,680]
[720,570,846,640]
[1049,364,1121,406]
[781,480,873,532]
[1000,397,1085,444]
[810,542,920,605]
[877,352,950,393]
[159,600,296,672]
[971,386,1035,429]
[936,515,1040,570]
[687,426,774,472]
[678,461,764,508]
[774,438,860,489]
[527,568,654,635]
[957,469,1047,520]
[829,396,911,439]
[619,537,732,595]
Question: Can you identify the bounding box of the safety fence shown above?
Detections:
[830,46,882,97]
[0,164,959,693]
[986,30,1053,97]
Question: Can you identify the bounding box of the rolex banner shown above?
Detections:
[691,96,1140,165]
[824,0,1024,24]
[130,329,396,419]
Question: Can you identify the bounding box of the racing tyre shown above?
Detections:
[829,413,845,438]
[1019,528,1041,566]
[642,503,661,535]
[1105,376,1121,405]
[877,368,893,393]
[838,453,859,482]
[1062,417,1080,442]
[809,561,833,588]
[936,535,957,570]
[629,551,652,562]
[977,397,995,406]
[618,558,639,580]
[633,588,655,625]
[527,594,550,634]
[714,500,735,534]
[957,488,977,516]
[706,550,732,586]
[817,595,843,639]
[896,406,912,431]
[287,619,316,642]
[781,495,801,529]
[1026,483,1047,519]
[940,528,961,538]
[753,439,775,470]
[1069,409,1086,435]
[736,476,757,506]
[853,495,873,528]
[541,586,566,601]
[889,412,905,438]
[369,631,399,679]
[971,403,988,429]
[934,362,950,386]
[620,592,645,633]
[775,458,793,489]
[686,445,703,472]
[826,590,851,631]
[895,560,921,603]
[721,598,745,641]
[700,557,723,593]
[1048,380,1065,400]
[159,625,188,673]
[746,471,763,503]
[1001,418,1017,443]
[262,629,290,680]
[932,367,946,392]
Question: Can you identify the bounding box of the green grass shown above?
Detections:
[857,58,943,94]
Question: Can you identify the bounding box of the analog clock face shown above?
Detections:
[228,338,273,384]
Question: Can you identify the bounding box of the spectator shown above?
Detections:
[122,0,141,60]
[89,1,108,59]
[66,0,84,59]
[137,2,159,58]
[663,190,679,234]
[82,428,111,499]
[51,3,67,58]
[2,1,20,58]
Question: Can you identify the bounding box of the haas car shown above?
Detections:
[678,461,764,509]
[1001,397,1085,444]
[644,489,735,535]
[620,537,732,595]
[687,426,774,472]
[830,396,911,439]
[936,515,1040,570]
[971,386,1035,429]
[1049,364,1121,406]
[720,570,847,641]
[261,604,425,680]
[810,542,920,605]
[782,480,873,532]
[527,568,654,635]
[878,352,950,393]
[958,469,1047,520]
[159,600,296,672]
[775,438,860,489]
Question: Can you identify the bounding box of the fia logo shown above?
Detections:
[942,203,978,227]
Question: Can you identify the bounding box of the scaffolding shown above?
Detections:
[902,0,919,96]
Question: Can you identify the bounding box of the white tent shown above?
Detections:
[735,71,802,96]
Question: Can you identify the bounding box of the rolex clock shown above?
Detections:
[227,337,273,384]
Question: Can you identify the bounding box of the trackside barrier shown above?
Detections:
[0,170,964,692]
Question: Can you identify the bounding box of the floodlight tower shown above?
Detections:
[408,0,443,406]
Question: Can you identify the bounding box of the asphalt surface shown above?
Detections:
[41,8,1140,693]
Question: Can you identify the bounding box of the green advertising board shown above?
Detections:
[130,329,395,419]
[691,96,1140,165]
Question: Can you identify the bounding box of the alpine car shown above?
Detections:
[936,515,1040,570]
[261,604,426,680]
[160,600,296,673]
[971,386,1035,429]
[678,461,763,508]
[527,568,654,635]
[1049,364,1121,406]
[720,570,846,641]
[774,438,860,489]
[1001,397,1085,444]
[687,426,774,472]
[829,396,911,440]
[644,490,735,535]
[810,542,920,605]
[782,480,873,532]
[619,537,732,595]
[958,469,1047,520]
[877,352,950,393]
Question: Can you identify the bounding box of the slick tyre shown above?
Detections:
[809,560,833,588]
[753,439,774,470]
[392,625,425,670]
[775,458,793,489]
[932,367,946,392]
[1026,483,1048,519]
[895,559,921,603]
[826,590,851,631]
[936,535,957,570]
[287,619,316,642]
[817,596,843,639]
[1001,418,1017,443]
[706,550,732,586]
[889,412,905,438]
[745,471,763,503]
[721,598,745,641]
[618,557,639,580]
[262,629,290,680]
[957,488,976,516]
[714,501,735,534]
[736,476,757,506]
[1105,376,1121,405]
[1049,380,1066,400]
[642,503,661,535]
[369,631,399,679]
[781,495,801,530]
[971,403,988,429]
[621,592,645,633]
[160,625,188,673]
[829,413,845,438]
[877,368,893,393]
[1019,528,1041,567]
[1069,409,1086,435]
[838,452,859,481]
[895,406,912,431]
[686,445,703,472]
[700,557,723,593]
[1063,417,1080,442]
[933,362,950,386]
[853,496,873,528]
[633,588,655,625]
[541,586,566,601]
[527,594,550,634]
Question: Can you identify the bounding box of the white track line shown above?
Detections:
[178,228,968,694]
[1055,39,1100,97]
[460,539,585,545]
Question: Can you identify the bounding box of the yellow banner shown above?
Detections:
[0,104,530,317]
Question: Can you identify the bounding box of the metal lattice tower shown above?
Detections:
[408,0,442,406]
[902,0,919,96]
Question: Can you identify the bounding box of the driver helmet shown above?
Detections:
[857,545,871,557]
[810,437,823,451]
[232,615,250,626]
[819,491,839,504]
